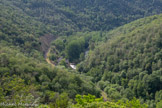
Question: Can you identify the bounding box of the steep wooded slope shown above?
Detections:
[0,0,162,107]
[1,0,162,54]
[2,0,162,34]
[78,14,162,107]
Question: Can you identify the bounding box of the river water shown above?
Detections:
[69,50,89,70]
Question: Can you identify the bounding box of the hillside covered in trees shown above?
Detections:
[78,14,162,107]
[0,0,162,108]
[1,0,162,35]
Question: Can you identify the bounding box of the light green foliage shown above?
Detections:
[156,100,162,108]
[118,98,148,108]
[38,105,50,108]
[70,94,147,108]
[74,94,103,107]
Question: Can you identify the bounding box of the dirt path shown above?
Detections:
[44,36,108,101]
[101,90,108,101]
[96,86,108,101]
[45,48,55,67]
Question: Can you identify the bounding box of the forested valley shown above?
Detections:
[0,0,162,108]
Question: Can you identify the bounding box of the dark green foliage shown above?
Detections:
[50,31,112,65]
[66,39,85,62]
[0,0,162,107]
[0,2,51,52]
[0,74,40,106]
[1,0,162,35]
[79,14,162,107]
[0,46,100,106]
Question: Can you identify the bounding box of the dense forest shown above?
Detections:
[77,14,162,107]
[1,0,162,35]
[0,0,162,108]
